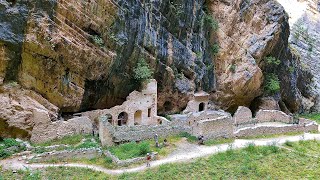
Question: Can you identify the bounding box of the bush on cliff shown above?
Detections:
[133,58,153,83]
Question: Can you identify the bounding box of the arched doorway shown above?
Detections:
[117,112,128,126]
[134,110,142,125]
[199,102,205,112]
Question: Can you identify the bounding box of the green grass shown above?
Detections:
[177,132,197,143]
[33,134,86,147]
[300,113,320,124]
[204,138,235,146]
[241,131,304,140]
[284,139,320,157]
[0,138,25,159]
[109,141,151,160]
[109,134,185,160]
[4,140,320,179]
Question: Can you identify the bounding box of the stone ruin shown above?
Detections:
[94,80,318,146]
[31,79,318,145]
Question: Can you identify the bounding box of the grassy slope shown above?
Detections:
[300,113,320,124]
[2,140,320,180]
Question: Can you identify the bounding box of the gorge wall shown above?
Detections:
[0,0,316,138]
[277,0,320,112]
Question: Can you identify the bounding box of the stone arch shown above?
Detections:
[199,102,205,112]
[134,110,142,125]
[117,112,128,126]
[105,113,113,124]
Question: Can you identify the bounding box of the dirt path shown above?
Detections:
[2,133,320,175]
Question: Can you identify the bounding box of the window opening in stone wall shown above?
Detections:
[148,108,151,117]
[199,102,205,112]
[134,110,142,125]
[118,112,128,126]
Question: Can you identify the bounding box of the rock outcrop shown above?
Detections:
[0,83,59,139]
[208,0,312,112]
[0,0,315,140]
[277,0,320,112]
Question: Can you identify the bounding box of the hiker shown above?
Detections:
[198,135,204,145]
[154,134,159,148]
[146,153,151,167]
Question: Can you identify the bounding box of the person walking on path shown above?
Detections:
[146,153,151,167]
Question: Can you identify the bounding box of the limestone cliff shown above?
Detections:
[277,0,320,112]
[0,0,315,139]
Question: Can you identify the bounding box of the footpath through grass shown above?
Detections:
[2,140,320,179]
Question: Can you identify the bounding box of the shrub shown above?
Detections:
[92,35,104,47]
[0,148,11,159]
[133,58,153,82]
[230,64,236,73]
[210,43,220,56]
[265,56,280,66]
[264,73,280,95]
[2,138,19,148]
[203,13,219,31]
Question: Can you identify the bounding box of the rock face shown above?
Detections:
[0,84,59,139]
[277,0,320,112]
[0,0,314,126]
[208,0,312,112]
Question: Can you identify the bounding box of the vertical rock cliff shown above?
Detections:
[0,0,315,138]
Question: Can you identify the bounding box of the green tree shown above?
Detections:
[133,58,153,82]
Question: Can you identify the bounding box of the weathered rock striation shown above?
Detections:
[0,0,316,139]
[277,0,320,112]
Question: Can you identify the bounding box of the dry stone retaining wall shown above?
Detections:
[30,148,102,163]
[234,121,318,138]
[255,110,293,123]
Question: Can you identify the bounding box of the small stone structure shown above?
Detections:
[187,111,233,139]
[183,91,209,114]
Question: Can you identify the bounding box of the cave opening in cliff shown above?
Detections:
[164,101,173,112]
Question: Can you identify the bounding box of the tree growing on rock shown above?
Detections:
[133,58,153,84]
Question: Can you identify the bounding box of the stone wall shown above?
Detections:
[30,117,93,143]
[99,117,190,146]
[190,112,233,138]
[104,150,157,166]
[233,106,253,125]
[234,120,318,138]
[255,110,293,124]
[31,148,102,163]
